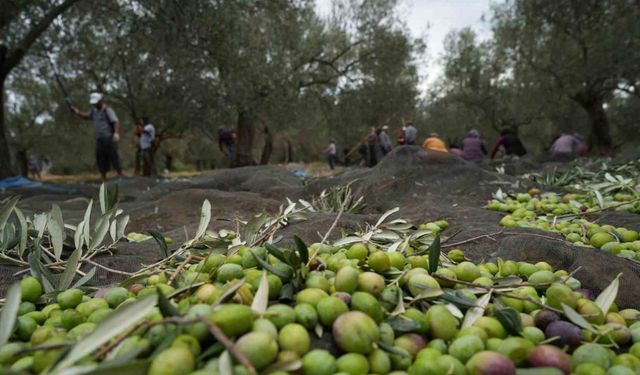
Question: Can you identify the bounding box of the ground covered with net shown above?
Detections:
[1,146,639,304]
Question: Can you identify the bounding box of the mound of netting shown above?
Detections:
[305,146,528,220]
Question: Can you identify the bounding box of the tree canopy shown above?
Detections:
[1,0,639,177]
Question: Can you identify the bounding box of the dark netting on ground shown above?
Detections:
[306,146,528,213]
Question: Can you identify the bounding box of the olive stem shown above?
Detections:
[552,197,640,219]
[168,253,192,285]
[95,317,198,359]
[198,316,256,374]
[441,230,504,248]
[432,274,552,290]
[13,342,70,356]
[84,259,134,276]
[307,188,351,266]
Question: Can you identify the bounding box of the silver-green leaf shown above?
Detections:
[594,273,621,316]
[59,248,81,290]
[0,283,21,346]
[251,271,270,314]
[54,295,157,370]
[0,196,19,230]
[82,200,93,248]
[562,303,597,333]
[49,204,65,260]
[195,199,212,240]
[462,291,492,329]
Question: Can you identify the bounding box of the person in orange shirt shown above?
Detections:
[422,132,448,153]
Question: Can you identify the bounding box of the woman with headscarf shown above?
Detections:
[460,129,487,161]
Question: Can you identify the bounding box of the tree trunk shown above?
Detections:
[285,139,293,163]
[0,78,15,178]
[0,0,82,179]
[233,109,256,167]
[259,125,272,165]
[574,95,614,155]
[17,149,28,177]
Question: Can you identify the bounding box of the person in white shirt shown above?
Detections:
[327,139,337,170]
[140,117,156,176]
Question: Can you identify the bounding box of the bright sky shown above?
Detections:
[315,0,498,94]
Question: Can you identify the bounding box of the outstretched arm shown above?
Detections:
[70,106,90,120]
[490,136,504,159]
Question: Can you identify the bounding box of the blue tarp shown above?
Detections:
[0,176,42,189]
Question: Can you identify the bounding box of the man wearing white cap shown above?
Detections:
[70,92,122,180]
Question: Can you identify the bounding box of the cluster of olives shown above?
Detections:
[487,189,639,216]
[2,225,640,375]
[487,191,640,260]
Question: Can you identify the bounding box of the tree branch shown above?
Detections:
[2,0,83,77]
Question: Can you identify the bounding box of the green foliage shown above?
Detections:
[5,0,423,172]
[0,184,128,291]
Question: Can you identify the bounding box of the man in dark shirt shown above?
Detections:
[490,128,527,159]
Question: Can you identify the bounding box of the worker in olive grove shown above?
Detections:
[422,132,448,153]
[70,92,122,180]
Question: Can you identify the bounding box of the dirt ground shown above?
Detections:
[2,146,639,305]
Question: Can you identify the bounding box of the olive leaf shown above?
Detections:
[263,359,302,374]
[33,212,48,239]
[0,196,19,230]
[54,295,157,370]
[461,291,492,329]
[90,211,113,251]
[119,273,151,288]
[494,307,522,335]
[427,235,441,274]
[391,289,406,315]
[99,183,119,215]
[375,207,399,227]
[0,283,21,347]
[439,290,476,308]
[72,267,96,289]
[195,199,212,240]
[82,200,93,248]
[14,207,28,257]
[251,271,270,314]
[385,318,421,333]
[314,323,323,338]
[377,341,410,357]
[265,243,290,266]
[211,279,245,307]
[157,287,179,317]
[293,235,309,264]
[594,273,621,315]
[218,350,233,375]
[252,251,290,280]
[414,288,444,301]
[59,248,81,290]
[444,303,464,319]
[332,236,363,248]
[146,229,168,258]
[48,204,64,260]
[562,303,597,333]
